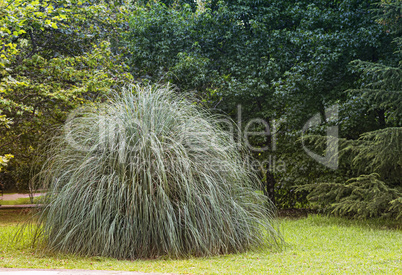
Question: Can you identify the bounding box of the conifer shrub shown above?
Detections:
[302,173,402,220]
[299,128,402,220]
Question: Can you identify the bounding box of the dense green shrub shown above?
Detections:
[301,174,402,219]
[30,85,282,259]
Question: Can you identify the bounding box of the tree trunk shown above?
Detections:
[265,171,276,206]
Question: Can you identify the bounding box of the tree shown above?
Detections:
[0,0,132,190]
[124,0,390,207]
[301,0,402,219]
[0,111,13,172]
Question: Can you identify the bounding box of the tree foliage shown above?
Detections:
[0,0,132,189]
[0,153,13,172]
[123,0,395,208]
[302,0,402,218]
[1,0,400,218]
[301,174,402,219]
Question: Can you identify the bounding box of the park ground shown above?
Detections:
[0,193,44,206]
[0,210,401,274]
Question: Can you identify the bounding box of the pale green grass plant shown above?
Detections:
[27,85,282,259]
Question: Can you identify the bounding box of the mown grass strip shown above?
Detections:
[1,211,401,274]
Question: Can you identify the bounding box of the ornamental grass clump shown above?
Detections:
[31,85,282,259]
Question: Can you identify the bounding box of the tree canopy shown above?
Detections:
[1,0,401,219]
[0,0,132,188]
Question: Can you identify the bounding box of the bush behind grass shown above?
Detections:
[25,85,282,259]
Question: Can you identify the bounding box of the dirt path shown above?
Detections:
[1,193,44,201]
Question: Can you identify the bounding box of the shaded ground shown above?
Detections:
[278,208,318,218]
[0,209,34,225]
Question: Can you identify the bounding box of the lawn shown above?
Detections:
[0,209,401,274]
[0,197,36,205]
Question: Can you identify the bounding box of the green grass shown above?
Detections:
[0,197,41,205]
[0,197,31,205]
[1,210,401,274]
